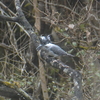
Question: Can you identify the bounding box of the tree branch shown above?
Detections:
[39,59,49,100]
[38,49,83,100]
[0,79,32,100]
[0,43,13,52]
[0,15,18,22]
[14,0,40,47]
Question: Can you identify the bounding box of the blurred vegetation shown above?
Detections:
[0,0,100,100]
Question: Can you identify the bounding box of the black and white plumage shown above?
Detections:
[44,43,74,57]
[39,35,51,45]
[37,35,74,58]
[36,35,51,51]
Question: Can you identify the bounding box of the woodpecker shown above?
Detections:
[37,35,74,58]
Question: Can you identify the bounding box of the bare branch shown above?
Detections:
[0,43,13,52]
[0,15,18,22]
[0,1,33,38]
[0,79,33,100]
[14,0,40,47]
[39,0,80,17]
[39,59,49,100]
[38,49,83,100]
[34,0,41,32]
[0,1,16,16]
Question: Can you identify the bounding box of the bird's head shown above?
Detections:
[39,35,51,45]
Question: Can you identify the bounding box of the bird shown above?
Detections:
[39,35,51,45]
[36,35,51,51]
[37,35,74,59]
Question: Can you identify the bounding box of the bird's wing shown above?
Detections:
[45,43,67,55]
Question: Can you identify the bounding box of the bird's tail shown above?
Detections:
[67,53,74,57]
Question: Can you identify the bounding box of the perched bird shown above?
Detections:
[37,35,74,59]
[36,35,51,51]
